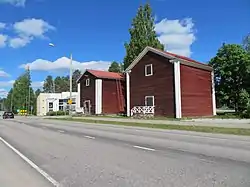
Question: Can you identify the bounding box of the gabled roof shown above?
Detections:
[125,46,213,72]
[77,69,124,83]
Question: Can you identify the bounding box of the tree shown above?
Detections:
[53,76,70,93]
[4,89,13,111]
[43,75,54,93]
[243,33,250,53]
[35,89,42,97]
[72,69,81,92]
[209,44,250,112]
[108,61,123,73]
[123,3,164,69]
[4,69,35,114]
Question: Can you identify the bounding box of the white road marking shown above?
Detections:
[84,135,95,139]
[58,130,65,133]
[0,137,60,187]
[133,145,155,151]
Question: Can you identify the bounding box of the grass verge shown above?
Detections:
[48,118,250,136]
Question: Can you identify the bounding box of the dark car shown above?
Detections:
[3,111,14,119]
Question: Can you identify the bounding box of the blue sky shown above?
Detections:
[0,0,249,97]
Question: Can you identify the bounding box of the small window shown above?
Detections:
[86,78,90,86]
[145,64,153,76]
[145,96,154,106]
[49,102,53,108]
[59,106,64,111]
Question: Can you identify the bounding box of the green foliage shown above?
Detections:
[5,69,35,114]
[108,61,123,73]
[43,75,54,93]
[243,33,250,53]
[35,89,42,97]
[46,110,69,116]
[123,3,164,70]
[48,70,81,93]
[72,69,81,92]
[238,89,250,118]
[209,44,250,112]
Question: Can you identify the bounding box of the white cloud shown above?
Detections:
[32,81,44,88]
[13,18,55,38]
[0,0,26,6]
[0,80,43,89]
[0,22,6,29]
[9,36,31,48]
[5,18,55,48]
[0,80,14,87]
[19,57,112,72]
[0,88,8,98]
[0,70,10,77]
[155,18,196,57]
[0,34,8,48]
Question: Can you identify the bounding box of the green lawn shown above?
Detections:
[49,117,250,136]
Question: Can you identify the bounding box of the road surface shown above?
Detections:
[1,116,250,187]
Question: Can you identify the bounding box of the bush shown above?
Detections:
[238,89,250,118]
[46,111,69,116]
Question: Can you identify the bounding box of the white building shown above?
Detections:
[37,89,82,116]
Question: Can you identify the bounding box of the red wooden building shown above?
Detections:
[77,69,125,115]
[125,46,216,118]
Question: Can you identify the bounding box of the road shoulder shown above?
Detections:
[0,138,54,187]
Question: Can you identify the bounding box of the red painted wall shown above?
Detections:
[130,52,175,116]
[180,64,213,117]
[79,73,96,114]
[102,79,125,114]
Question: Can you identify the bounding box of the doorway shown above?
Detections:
[84,100,91,114]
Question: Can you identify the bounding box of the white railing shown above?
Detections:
[131,106,155,116]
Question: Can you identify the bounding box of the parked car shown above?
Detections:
[2,111,14,119]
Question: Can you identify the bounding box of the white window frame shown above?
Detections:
[145,96,155,106]
[145,64,153,76]
[85,78,90,86]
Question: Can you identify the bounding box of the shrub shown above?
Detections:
[238,89,250,118]
[46,111,69,116]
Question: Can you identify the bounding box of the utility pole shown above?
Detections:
[69,53,73,117]
[10,89,14,112]
[27,65,31,115]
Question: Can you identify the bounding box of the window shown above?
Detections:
[59,99,63,105]
[145,96,154,106]
[86,78,90,86]
[48,102,53,111]
[59,106,64,111]
[145,64,153,76]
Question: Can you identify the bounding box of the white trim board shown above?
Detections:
[174,61,182,119]
[126,71,131,117]
[211,71,217,116]
[95,79,102,114]
[125,46,213,72]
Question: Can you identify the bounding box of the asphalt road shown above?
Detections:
[1,117,250,187]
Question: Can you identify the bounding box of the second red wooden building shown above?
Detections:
[77,69,125,115]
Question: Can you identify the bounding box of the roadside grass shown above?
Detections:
[48,117,250,136]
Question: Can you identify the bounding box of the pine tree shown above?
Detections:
[8,68,35,113]
[72,69,81,92]
[123,3,164,69]
[108,61,123,73]
[43,75,54,93]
